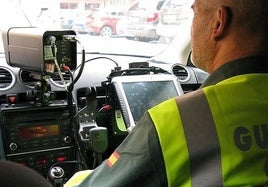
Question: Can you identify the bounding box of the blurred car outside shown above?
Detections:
[85,9,126,37]
[124,0,165,42]
[156,0,193,43]
[61,17,89,34]
[116,16,127,36]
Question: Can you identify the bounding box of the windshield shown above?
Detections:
[0,0,193,59]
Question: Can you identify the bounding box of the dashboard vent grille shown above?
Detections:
[21,70,39,82]
[172,65,189,82]
[0,67,14,90]
[50,73,71,86]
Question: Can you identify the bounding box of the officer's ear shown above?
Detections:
[212,6,231,40]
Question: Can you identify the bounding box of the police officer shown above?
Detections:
[74,0,268,186]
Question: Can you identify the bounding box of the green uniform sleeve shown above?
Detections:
[78,112,167,187]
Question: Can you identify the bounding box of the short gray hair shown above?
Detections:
[223,0,268,33]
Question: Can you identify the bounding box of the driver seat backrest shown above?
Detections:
[0,159,52,187]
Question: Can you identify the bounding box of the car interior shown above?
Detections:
[0,0,209,186]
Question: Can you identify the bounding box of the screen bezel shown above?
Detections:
[111,74,184,131]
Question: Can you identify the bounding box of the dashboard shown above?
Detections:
[0,29,208,184]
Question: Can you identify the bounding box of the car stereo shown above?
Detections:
[0,101,76,178]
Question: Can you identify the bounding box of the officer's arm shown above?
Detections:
[70,112,167,187]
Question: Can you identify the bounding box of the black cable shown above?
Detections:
[73,56,119,73]
[48,160,83,171]
[64,42,119,171]
[68,48,86,92]
[64,39,89,170]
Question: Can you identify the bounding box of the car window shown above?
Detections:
[129,0,164,11]
[0,0,193,58]
[156,0,193,43]
[0,2,33,53]
[160,0,190,23]
[0,2,32,31]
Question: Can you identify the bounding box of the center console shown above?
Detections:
[0,101,76,179]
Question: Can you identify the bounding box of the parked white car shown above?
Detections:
[157,0,193,43]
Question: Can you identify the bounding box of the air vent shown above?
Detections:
[50,73,71,87]
[20,70,40,87]
[172,65,190,82]
[0,67,15,90]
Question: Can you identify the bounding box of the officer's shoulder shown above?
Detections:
[174,89,206,106]
[175,89,205,103]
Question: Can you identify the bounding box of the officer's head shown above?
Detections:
[190,0,268,73]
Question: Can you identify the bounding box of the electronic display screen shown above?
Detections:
[122,80,179,124]
[112,74,183,131]
[19,124,59,139]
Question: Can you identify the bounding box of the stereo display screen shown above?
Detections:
[18,124,59,139]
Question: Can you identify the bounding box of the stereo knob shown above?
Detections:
[9,143,18,151]
[63,136,71,144]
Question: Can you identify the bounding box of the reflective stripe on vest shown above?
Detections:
[149,90,223,187]
[176,89,223,186]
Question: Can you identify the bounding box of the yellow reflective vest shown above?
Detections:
[150,73,268,186]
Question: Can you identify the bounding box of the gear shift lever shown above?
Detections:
[48,166,65,187]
